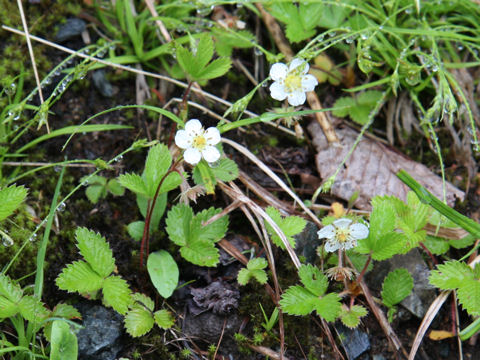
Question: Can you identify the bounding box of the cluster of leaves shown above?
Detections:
[81,175,124,204]
[56,227,174,337]
[265,206,306,250]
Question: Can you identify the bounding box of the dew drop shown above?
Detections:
[57,202,66,212]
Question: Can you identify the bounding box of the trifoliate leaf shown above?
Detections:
[50,320,78,360]
[429,260,473,290]
[211,158,238,182]
[154,309,175,329]
[102,276,132,315]
[132,293,155,311]
[0,184,28,221]
[332,91,383,125]
[340,305,368,329]
[180,241,219,267]
[457,279,480,316]
[118,173,148,197]
[18,295,50,322]
[0,274,23,302]
[279,286,319,315]
[56,261,103,294]
[238,258,268,285]
[124,305,154,337]
[314,293,342,322]
[166,203,193,247]
[75,227,115,278]
[298,264,328,297]
[265,207,306,249]
[0,297,18,318]
[147,250,179,299]
[381,268,414,308]
[127,221,145,241]
[107,179,125,196]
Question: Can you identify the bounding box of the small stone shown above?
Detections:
[92,70,114,98]
[55,18,86,42]
[335,322,370,360]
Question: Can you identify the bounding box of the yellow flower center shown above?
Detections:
[284,74,302,93]
[193,135,207,150]
[335,228,350,243]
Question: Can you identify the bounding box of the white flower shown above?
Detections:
[175,119,221,165]
[317,218,369,252]
[269,58,318,106]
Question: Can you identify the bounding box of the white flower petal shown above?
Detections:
[324,240,341,253]
[174,129,192,149]
[202,145,220,163]
[289,58,307,73]
[204,127,221,145]
[269,63,288,81]
[184,147,202,165]
[185,119,203,135]
[301,74,318,92]
[269,81,287,101]
[287,91,306,106]
[333,218,352,229]
[349,223,369,240]
[317,225,335,240]
[342,239,357,250]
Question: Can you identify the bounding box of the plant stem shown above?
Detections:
[356,254,372,284]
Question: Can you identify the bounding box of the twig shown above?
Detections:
[15,0,48,132]
[2,25,296,138]
[202,200,242,227]
[255,3,339,144]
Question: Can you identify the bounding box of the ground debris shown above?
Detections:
[190,280,240,315]
[308,121,464,209]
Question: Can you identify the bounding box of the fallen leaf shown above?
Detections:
[428,330,455,340]
[308,121,464,209]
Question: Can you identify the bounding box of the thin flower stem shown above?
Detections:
[355,254,372,284]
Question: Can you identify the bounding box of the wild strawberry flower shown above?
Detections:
[317,218,369,252]
[175,119,221,165]
[269,58,318,106]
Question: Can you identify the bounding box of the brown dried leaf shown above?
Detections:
[308,121,464,209]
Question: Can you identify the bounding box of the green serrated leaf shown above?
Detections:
[154,309,175,329]
[457,279,480,316]
[107,179,125,196]
[143,144,172,197]
[147,250,179,299]
[166,203,193,247]
[315,293,342,322]
[124,305,154,337]
[118,173,148,197]
[424,236,450,255]
[340,305,368,328]
[211,158,238,182]
[75,227,115,278]
[52,304,81,320]
[0,184,28,221]
[18,295,49,322]
[279,286,318,315]
[132,293,155,311]
[56,261,104,294]
[197,57,232,80]
[50,320,78,360]
[298,264,328,297]
[180,241,219,267]
[0,274,23,302]
[85,184,106,204]
[238,258,269,285]
[103,276,132,315]
[333,91,383,125]
[0,297,18,318]
[382,268,414,307]
[369,232,406,260]
[429,260,473,290]
[195,34,214,70]
[159,172,182,194]
[193,207,228,243]
[265,207,306,249]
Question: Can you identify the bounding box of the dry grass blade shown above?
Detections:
[2,25,296,138]
[222,137,321,228]
[144,0,172,42]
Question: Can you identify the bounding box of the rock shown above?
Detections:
[55,18,86,42]
[365,249,436,318]
[294,221,321,264]
[76,304,124,360]
[189,281,240,315]
[335,322,370,360]
[92,70,114,98]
